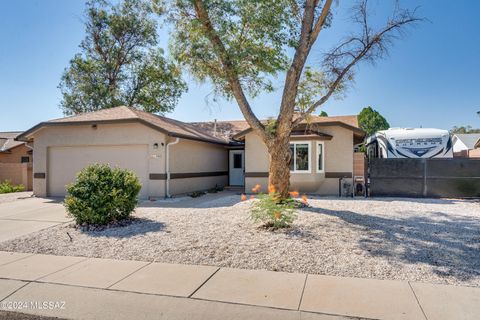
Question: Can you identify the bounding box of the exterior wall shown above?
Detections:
[0,163,32,190]
[468,149,480,158]
[0,145,31,163]
[31,123,166,198]
[169,138,228,194]
[244,126,354,195]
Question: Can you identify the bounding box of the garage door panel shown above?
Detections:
[47,145,148,198]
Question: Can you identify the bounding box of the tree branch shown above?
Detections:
[293,1,421,126]
[307,0,333,52]
[192,0,267,141]
[277,0,320,137]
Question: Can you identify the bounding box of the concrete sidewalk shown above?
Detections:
[0,252,479,320]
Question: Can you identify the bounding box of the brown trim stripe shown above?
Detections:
[149,172,228,180]
[245,172,269,178]
[34,172,46,179]
[149,173,167,180]
[325,172,352,178]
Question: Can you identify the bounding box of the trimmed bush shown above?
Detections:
[64,164,142,225]
[0,180,25,194]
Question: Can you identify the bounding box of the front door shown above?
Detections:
[229,150,245,186]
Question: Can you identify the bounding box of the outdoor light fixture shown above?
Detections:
[153,143,159,149]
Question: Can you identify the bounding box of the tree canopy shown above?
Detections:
[450,126,480,134]
[358,106,390,136]
[59,0,186,115]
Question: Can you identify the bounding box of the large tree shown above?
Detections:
[163,0,420,198]
[358,106,390,136]
[59,0,186,115]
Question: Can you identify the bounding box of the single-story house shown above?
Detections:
[452,133,480,158]
[17,106,365,199]
[0,131,33,189]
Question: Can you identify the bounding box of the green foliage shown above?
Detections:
[59,0,186,115]
[264,119,278,136]
[318,111,328,117]
[165,0,306,98]
[358,106,390,136]
[296,67,345,113]
[189,191,206,198]
[64,164,141,225]
[0,181,25,194]
[450,126,480,134]
[207,184,224,193]
[250,192,297,229]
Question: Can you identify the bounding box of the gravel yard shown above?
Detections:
[1,192,479,286]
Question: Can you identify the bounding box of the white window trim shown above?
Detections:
[317,142,325,173]
[290,141,311,173]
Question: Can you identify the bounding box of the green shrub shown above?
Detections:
[189,191,206,198]
[250,189,298,229]
[64,164,142,225]
[207,184,224,193]
[0,180,25,194]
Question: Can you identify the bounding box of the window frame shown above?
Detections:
[317,142,325,173]
[289,141,311,173]
[20,156,30,163]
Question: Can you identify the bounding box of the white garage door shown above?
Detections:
[47,145,149,198]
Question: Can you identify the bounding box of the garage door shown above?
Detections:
[47,145,149,198]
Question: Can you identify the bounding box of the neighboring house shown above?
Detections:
[0,132,32,164]
[17,106,365,199]
[452,133,480,158]
[0,131,33,189]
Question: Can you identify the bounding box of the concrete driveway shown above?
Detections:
[0,197,71,242]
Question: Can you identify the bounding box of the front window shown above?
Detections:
[289,142,310,172]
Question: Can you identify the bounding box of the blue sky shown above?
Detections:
[0,0,479,132]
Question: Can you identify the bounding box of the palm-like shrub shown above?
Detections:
[249,185,300,229]
[64,164,141,225]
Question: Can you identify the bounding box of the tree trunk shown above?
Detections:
[267,136,291,200]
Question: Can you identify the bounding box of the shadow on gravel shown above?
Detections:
[304,206,480,281]
[79,218,165,239]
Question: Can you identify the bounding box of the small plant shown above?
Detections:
[189,191,206,198]
[0,180,25,194]
[207,184,224,193]
[248,184,299,229]
[64,164,141,225]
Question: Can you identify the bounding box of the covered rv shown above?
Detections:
[366,128,453,159]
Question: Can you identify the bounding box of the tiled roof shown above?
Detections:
[20,106,229,145]
[0,131,24,152]
[191,115,361,140]
[19,106,362,144]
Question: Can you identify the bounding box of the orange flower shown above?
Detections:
[274,212,281,220]
[250,195,255,200]
[241,194,247,201]
[289,191,299,198]
[268,184,276,194]
[301,194,308,204]
[251,184,261,193]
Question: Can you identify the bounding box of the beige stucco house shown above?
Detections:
[17,106,365,199]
